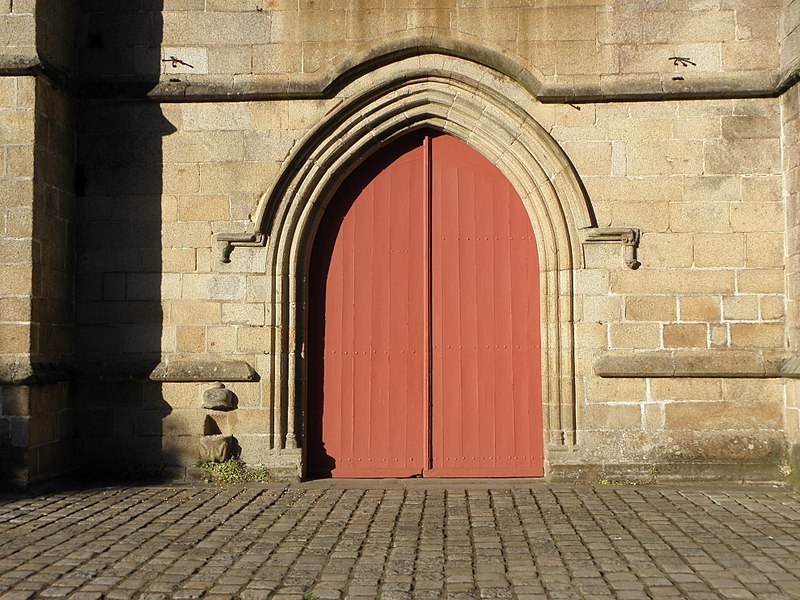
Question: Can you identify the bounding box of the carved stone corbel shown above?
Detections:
[582,227,641,269]
[215,232,265,263]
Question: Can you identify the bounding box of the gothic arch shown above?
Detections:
[250,55,594,473]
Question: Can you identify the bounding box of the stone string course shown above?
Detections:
[73,2,787,100]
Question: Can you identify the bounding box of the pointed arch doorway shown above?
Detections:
[308,130,543,478]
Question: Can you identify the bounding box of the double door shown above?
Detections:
[308,132,543,477]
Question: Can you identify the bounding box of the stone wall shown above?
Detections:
[73,96,292,478]
[36,0,77,74]
[33,78,74,366]
[27,77,75,483]
[551,95,786,480]
[4,0,800,484]
[0,76,34,368]
[0,75,76,486]
[787,85,800,485]
[783,0,800,487]
[70,88,790,482]
[0,1,76,487]
[0,0,35,66]
[62,1,796,483]
[0,75,35,485]
[783,0,800,74]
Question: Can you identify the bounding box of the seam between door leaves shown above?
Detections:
[423,132,434,474]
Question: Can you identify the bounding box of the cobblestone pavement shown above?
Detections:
[1,480,800,600]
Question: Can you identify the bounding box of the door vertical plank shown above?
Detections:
[388,160,411,472]
[351,180,373,467]
[370,171,391,467]
[429,137,444,472]
[431,143,465,472]
[490,175,515,466]
[474,168,497,468]
[340,201,356,465]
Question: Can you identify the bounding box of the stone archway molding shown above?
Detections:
[221,55,596,472]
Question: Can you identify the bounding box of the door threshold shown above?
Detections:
[301,477,546,490]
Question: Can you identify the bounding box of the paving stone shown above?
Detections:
[1,483,799,599]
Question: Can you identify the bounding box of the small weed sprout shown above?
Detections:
[195,458,269,483]
[596,477,639,486]
[596,465,657,486]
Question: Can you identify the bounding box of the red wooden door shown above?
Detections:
[429,135,543,476]
[308,132,543,478]
[308,135,428,477]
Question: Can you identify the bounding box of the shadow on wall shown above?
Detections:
[72,2,179,482]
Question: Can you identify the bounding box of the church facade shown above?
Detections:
[2,0,800,487]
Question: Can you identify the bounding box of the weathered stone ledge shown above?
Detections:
[82,70,793,104]
[149,360,257,382]
[0,362,70,385]
[0,55,76,93]
[594,350,791,379]
[0,54,40,74]
[74,360,161,381]
[0,360,258,384]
